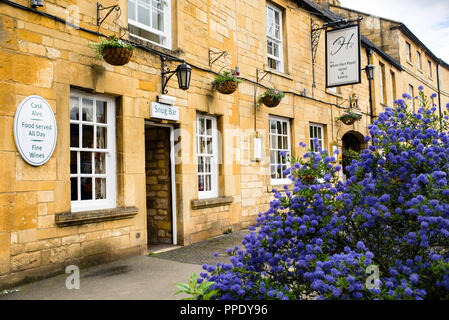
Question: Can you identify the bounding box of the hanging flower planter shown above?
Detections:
[212,70,241,95]
[89,35,134,66]
[257,88,285,108]
[337,109,362,125]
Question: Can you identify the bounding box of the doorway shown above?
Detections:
[144,123,177,246]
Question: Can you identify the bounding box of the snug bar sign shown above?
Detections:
[150,102,179,121]
[325,24,361,88]
[14,95,57,166]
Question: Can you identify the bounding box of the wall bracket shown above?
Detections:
[97,2,120,27]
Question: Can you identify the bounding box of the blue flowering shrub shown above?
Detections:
[193,89,449,300]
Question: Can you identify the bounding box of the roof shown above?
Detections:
[298,0,403,70]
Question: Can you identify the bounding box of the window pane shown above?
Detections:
[198,175,204,191]
[271,165,276,179]
[70,96,79,120]
[206,137,212,154]
[81,177,92,200]
[82,125,94,148]
[205,157,211,173]
[70,151,78,174]
[138,5,150,26]
[205,175,211,191]
[283,136,288,151]
[95,178,106,200]
[198,118,205,135]
[82,98,93,122]
[270,135,276,149]
[206,119,212,134]
[97,127,107,149]
[270,120,276,133]
[200,137,206,154]
[198,156,204,173]
[267,41,273,55]
[270,151,276,164]
[152,9,164,31]
[129,0,136,20]
[278,135,283,150]
[70,123,79,148]
[71,177,78,201]
[96,100,107,123]
[80,152,92,174]
[95,153,106,174]
[282,122,287,135]
[276,121,281,134]
[273,42,279,58]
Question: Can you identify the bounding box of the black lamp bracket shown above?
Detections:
[97,2,120,27]
[161,56,181,95]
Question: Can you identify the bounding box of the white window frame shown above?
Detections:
[196,114,218,199]
[266,3,284,72]
[409,84,414,109]
[406,42,412,63]
[428,60,433,79]
[128,0,172,49]
[309,123,325,153]
[390,70,396,107]
[70,90,117,212]
[379,63,385,104]
[269,116,291,185]
[417,51,422,71]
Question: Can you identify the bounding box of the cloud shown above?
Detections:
[339,0,449,62]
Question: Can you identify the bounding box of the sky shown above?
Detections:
[339,0,449,62]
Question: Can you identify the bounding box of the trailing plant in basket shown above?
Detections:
[257,88,285,107]
[89,35,134,60]
[337,109,362,124]
[212,70,242,94]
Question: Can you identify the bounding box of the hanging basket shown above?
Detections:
[214,80,239,94]
[102,46,133,66]
[261,95,282,108]
[340,116,357,125]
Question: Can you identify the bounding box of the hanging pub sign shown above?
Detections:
[325,24,361,88]
[14,95,57,166]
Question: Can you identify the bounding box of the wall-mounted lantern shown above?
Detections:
[364,64,375,80]
[31,0,44,8]
[161,58,192,94]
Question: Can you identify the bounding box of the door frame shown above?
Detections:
[145,121,177,245]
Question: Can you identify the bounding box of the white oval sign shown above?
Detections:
[14,95,57,166]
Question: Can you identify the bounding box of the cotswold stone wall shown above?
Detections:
[0,0,412,289]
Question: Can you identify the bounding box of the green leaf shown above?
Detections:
[203,289,219,300]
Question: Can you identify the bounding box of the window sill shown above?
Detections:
[191,196,234,210]
[129,34,182,58]
[264,68,293,81]
[326,89,342,98]
[55,206,138,227]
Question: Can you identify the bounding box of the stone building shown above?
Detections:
[0,0,448,289]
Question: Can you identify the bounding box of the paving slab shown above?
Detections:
[0,229,249,300]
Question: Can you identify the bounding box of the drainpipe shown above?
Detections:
[366,48,374,124]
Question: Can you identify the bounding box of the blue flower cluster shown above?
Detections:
[195,89,449,300]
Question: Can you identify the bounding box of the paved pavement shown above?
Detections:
[0,229,250,300]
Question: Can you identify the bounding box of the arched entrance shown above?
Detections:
[342,130,366,152]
